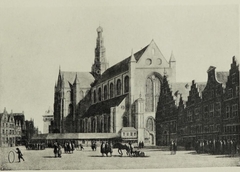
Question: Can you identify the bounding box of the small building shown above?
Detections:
[43,107,53,134]
[0,108,16,147]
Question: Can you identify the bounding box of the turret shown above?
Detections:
[169,51,176,83]
[91,26,109,79]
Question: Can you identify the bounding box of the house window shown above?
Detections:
[195,108,199,119]
[226,106,230,118]
[236,86,239,96]
[232,104,238,117]
[123,132,125,136]
[232,73,236,84]
[204,105,208,118]
[215,102,221,116]
[228,89,233,98]
[2,129,4,134]
[209,104,214,117]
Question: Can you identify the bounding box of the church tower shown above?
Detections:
[91,26,109,79]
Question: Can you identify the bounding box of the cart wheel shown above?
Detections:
[8,151,15,163]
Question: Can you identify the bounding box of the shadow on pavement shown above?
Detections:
[88,155,150,158]
[186,152,198,155]
[216,155,235,158]
[43,156,59,158]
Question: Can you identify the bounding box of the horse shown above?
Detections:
[100,142,112,157]
[113,142,131,156]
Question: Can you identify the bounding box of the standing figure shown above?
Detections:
[53,141,58,157]
[58,144,62,158]
[170,141,174,155]
[16,148,25,162]
[173,141,177,155]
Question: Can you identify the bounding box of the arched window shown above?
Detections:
[104,85,108,100]
[117,79,121,95]
[145,78,154,112]
[124,76,129,93]
[93,90,96,103]
[155,77,161,108]
[98,87,102,101]
[146,118,154,131]
[110,83,114,98]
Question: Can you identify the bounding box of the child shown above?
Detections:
[16,148,25,162]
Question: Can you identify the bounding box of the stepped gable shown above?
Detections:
[61,71,94,88]
[95,45,149,85]
[83,94,127,118]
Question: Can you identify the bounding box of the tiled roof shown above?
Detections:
[46,133,120,140]
[216,71,229,83]
[61,71,94,88]
[83,94,127,118]
[31,134,48,140]
[96,45,149,84]
[121,127,137,131]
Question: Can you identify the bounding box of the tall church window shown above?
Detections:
[104,85,108,100]
[146,118,154,131]
[155,77,161,108]
[98,87,102,101]
[145,78,154,112]
[93,90,96,103]
[110,83,114,98]
[124,76,129,93]
[117,79,121,95]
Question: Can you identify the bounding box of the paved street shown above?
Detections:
[1,146,240,170]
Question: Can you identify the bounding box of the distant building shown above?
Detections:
[156,56,239,148]
[0,108,16,147]
[42,107,53,134]
[13,112,26,145]
[25,119,36,142]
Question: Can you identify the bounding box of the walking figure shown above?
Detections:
[16,148,25,162]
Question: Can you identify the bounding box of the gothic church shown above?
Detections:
[52,26,176,145]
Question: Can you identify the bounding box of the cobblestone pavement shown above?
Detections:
[1,146,240,170]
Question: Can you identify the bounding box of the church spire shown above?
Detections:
[169,51,176,62]
[91,26,109,79]
[130,49,136,62]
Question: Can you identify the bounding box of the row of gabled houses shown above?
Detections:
[156,56,239,148]
[0,108,38,147]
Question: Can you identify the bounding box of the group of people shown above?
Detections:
[138,141,144,149]
[194,139,240,156]
[63,141,75,154]
[25,142,45,150]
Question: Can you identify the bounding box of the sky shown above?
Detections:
[0,0,239,132]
